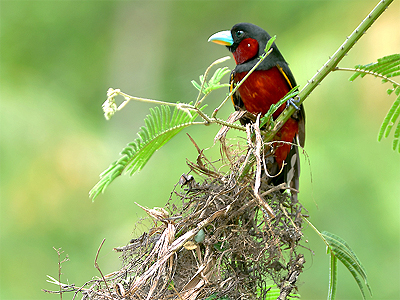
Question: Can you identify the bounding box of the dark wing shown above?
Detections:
[276,63,305,202]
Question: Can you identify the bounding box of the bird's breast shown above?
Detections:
[234,67,291,118]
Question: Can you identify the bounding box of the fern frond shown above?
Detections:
[304,218,372,300]
[379,95,400,141]
[89,105,198,200]
[322,231,372,300]
[347,54,400,152]
[393,120,400,153]
[349,54,400,81]
[191,66,231,95]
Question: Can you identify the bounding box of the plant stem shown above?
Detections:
[194,56,231,107]
[302,217,329,248]
[262,0,394,143]
[116,90,192,111]
[334,66,400,86]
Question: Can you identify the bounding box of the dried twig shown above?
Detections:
[54,247,68,300]
[45,137,306,300]
[251,115,275,218]
[278,254,305,300]
[94,238,112,299]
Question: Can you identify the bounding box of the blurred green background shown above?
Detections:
[1,1,399,299]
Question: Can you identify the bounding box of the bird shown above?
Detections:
[208,22,305,201]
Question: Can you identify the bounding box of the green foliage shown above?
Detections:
[3,1,399,300]
[89,8,391,297]
[89,105,198,200]
[321,231,372,300]
[349,54,400,152]
[204,284,300,300]
[349,54,400,81]
[191,66,231,96]
[263,285,300,299]
[328,248,338,300]
[263,35,276,54]
[92,37,280,202]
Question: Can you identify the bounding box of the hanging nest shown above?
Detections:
[44,123,307,300]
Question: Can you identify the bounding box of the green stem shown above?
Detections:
[115,89,184,110]
[302,217,329,248]
[213,117,247,131]
[334,66,400,86]
[194,56,231,107]
[262,0,394,143]
[328,253,338,300]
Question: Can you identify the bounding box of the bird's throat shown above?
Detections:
[233,38,259,64]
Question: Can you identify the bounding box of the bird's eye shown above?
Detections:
[236,30,244,38]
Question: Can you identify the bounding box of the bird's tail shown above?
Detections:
[266,139,300,203]
[284,141,300,203]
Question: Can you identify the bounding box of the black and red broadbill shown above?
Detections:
[209,23,305,200]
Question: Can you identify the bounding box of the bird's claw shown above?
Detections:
[287,96,300,110]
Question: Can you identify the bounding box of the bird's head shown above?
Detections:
[208,23,273,65]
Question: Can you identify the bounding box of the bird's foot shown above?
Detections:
[287,96,301,110]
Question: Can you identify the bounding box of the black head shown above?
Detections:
[208,23,290,75]
[228,22,273,55]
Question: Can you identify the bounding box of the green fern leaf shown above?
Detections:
[377,53,400,65]
[89,105,197,200]
[378,95,400,141]
[322,231,372,300]
[327,251,338,300]
[191,67,230,95]
[387,88,394,95]
[393,118,400,152]
[395,86,400,96]
[349,54,400,153]
[349,54,400,81]
[191,80,201,91]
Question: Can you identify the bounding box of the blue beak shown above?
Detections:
[208,30,233,46]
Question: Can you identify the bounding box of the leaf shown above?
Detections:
[349,54,400,153]
[264,35,276,54]
[327,250,338,300]
[321,231,372,300]
[89,105,198,200]
[378,95,400,143]
[191,67,231,95]
[191,80,201,91]
[393,120,400,152]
